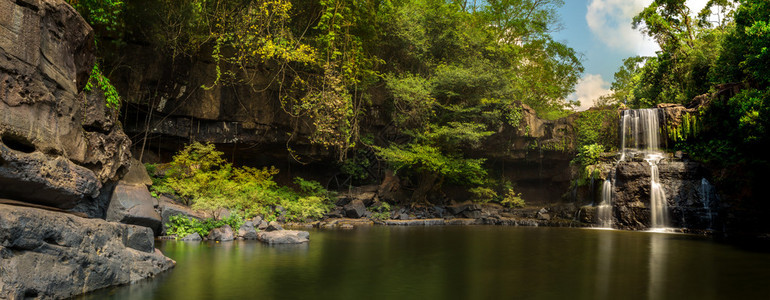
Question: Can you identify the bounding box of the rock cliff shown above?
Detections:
[0,0,131,212]
[0,0,173,298]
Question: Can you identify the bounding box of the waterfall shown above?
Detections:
[597,179,613,228]
[645,154,669,228]
[620,109,662,160]
[619,108,670,229]
[699,178,714,229]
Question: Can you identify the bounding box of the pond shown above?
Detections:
[80,226,770,299]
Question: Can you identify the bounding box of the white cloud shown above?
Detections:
[586,0,657,56]
[586,0,722,57]
[571,74,612,111]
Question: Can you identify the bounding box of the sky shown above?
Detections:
[553,0,712,110]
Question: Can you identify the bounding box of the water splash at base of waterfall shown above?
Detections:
[597,179,613,228]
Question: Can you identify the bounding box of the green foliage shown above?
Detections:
[668,112,702,142]
[469,187,498,203]
[368,202,392,221]
[572,144,605,167]
[67,0,124,36]
[83,63,121,109]
[165,213,247,238]
[374,143,487,186]
[501,188,525,208]
[573,110,617,150]
[340,149,372,182]
[153,142,333,222]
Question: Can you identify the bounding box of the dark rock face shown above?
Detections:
[610,160,714,230]
[106,184,162,235]
[207,226,234,241]
[256,230,310,244]
[0,0,131,208]
[0,205,175,299]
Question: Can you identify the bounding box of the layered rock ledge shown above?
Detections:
[0,204,175,299]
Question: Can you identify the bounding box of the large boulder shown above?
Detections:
[238,221,258,240]
[344,200,366,218]
[256,230,310,244]
[0,0,131,209]
[0,204,175,299]
[106,184,162,235]
[207,226,234,242]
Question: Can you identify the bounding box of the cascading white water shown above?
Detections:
[620,109,662,160]
[645,154,669,228]
[699,178,714,229]
[619,108,670,229]
[597,179,613,228]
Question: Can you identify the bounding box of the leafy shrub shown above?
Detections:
[571,143,605,166]
[152,142,333,222]
[501,189,525,208]
[469,187,498,203]
[165,213,247,239]
[368,202,392,221]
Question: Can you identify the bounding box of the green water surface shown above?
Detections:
[81,226,770,300]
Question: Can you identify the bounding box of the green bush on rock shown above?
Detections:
[151,142,334,223]
[166,213,247,239]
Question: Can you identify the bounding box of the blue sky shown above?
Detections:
[553,0,710,110]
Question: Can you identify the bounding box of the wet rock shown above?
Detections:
[238,221,258,240]
[106,183,162,234]
[207,226,234,241]
[257,230,310,244]
[0,204,174,299]
[181,233,202,241]
[267,221,283,231]
[344,200,366,218]
[612,160,710,230]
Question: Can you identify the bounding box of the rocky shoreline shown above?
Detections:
[0,204,174,299]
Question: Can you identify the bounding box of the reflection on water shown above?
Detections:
[595,230,614,300]
[80,227,770,300]
[648,233,666,300]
